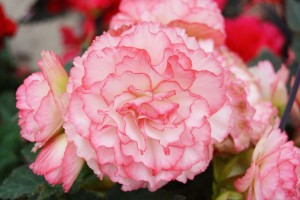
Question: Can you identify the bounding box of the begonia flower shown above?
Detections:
[16,51,84,192]
[215,75,255,153]
[64,22,232,191]
[234,127,300,199]
[30,134,84,192]
[249,61,289,116]
[110,0,225,46]
[214,47,257,153]
[16,51,68,148]
[215,48,282,153]
[229,61,286,145]
[247,61,288,143]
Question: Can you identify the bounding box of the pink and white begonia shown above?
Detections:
[234,128,300,199]
[248,61,288,143]
[16,51,68,149]
[214,47,258,153]
[215,74,255,153]
[249,61,289,116]
[30,134,84,192]
[110,0,225,46]
[16,51,84,192]
[64,22,232,191]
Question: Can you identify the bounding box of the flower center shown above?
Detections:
[118,86,178,126]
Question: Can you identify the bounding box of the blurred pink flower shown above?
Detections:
[60,18,95,64]
[216,76,255,153]
[243,61,288,144]
[64,22,232,191]
[249,61,289,116]
[250,102,278,143]
[215,48,284,153]
[234,128,300,199]
[214,47,255,153]
[225,15,285,62]
[110,0,225,46]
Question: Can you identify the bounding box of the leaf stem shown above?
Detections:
[279,65,300,131]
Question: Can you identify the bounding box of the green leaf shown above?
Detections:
[213,149,253,183]
[0,123,23,183]
[222,0,248,18]
[286,0,300,33]
[32,184,65,200]
[105,166,213,200]
[292,35,300,61]
[248,50,282,71]
[64,61,73,75]
[0,47,15,70]
[163,164,213,200]
[213,149,253,199]
[66,189,104,200]
[0,48,21,92]
[106,185,186,200]
[0,165,54,199]
[21,143,37,163]
[0,165,66,200]
[80,174,115,192]
[0,92,18,123]
[215,191,243,200]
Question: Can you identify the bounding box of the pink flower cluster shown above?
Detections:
[15,0,300,197]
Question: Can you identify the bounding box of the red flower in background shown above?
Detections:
[0,4,17,48]
[67,0,120,19]
[59,0,121,62]
[214,0,228,10]
[46,0,69,14]
[60,18,95,63]
[225,15,284,62]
